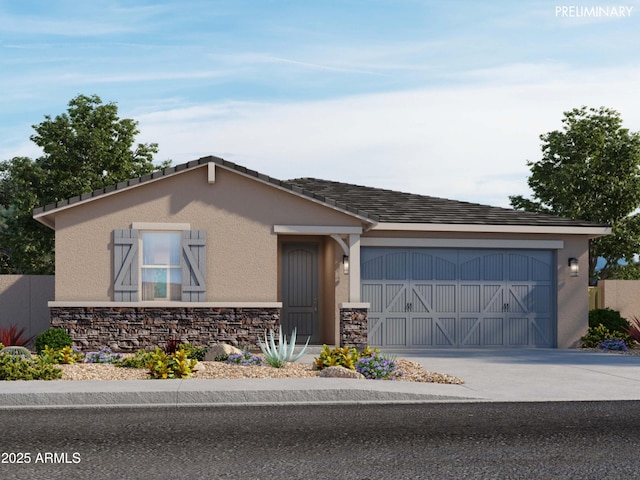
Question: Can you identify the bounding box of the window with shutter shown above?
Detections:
[113,229,139,301]
[113,228,206,302]
[182,230,206,301]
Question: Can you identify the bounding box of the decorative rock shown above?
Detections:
[205,343,243,360]
[316,366,365,379]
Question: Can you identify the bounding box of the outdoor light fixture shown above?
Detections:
[343,255,349,275]
[568,257,579,277]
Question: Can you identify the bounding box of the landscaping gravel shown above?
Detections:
[58,359,465,384]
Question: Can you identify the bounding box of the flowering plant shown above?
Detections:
[355,352,403,380]
[225,350,265,366]
[85,347,123,364]
[597,339,629,352]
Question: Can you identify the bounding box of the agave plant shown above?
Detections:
[257,328,310,368]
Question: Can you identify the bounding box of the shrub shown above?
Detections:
[0,324,36,347]
[85,347,123,364]
[355,352,403,380]
[597,339,628,352]
[117,350,154,369]
[146,347,198,379]
[176,343,209,362]
[314,345,360,370]
[0,354,62,380]
[225,350,265,366]
[34,328,73,354]
[580,324,633,349]
[589,309,630,335]
[41,345,85,364]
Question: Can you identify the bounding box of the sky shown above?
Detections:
[1,0,639,208]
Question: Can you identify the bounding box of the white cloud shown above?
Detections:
[135,62,640,208]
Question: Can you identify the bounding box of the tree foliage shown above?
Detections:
[0,94,169,274]
[510,106,640,281]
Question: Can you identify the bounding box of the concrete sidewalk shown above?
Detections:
[1,349,639,408]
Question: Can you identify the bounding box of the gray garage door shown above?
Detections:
[361,248,556,348]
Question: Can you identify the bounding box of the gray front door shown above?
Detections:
[281,243,320,343]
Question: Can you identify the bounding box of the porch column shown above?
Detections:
[348,234,361,302]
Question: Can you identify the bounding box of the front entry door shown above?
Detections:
[281,243,320,343]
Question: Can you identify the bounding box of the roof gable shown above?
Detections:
[33,155,609,234]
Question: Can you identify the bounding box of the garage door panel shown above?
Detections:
[411,253,434,280]
[385,252,408,280]
[363,248,556,348]
[368,316,383,346]
[411,317,433,345]
[361,284,382,311]
[411,284,433,312]
[508,253,530,281]
[385,317,407,346]
[531,285,552,313]
[483,253,505,281]
[508,286,529,313]
[460,285,480,312]
[460,317,481,346]
[385,284,407,312]
[435,285,456,312]
[483,285,504,313]
[483,317,505,345]
[508,317,529,345]
[435,318,456,346]
[460,257,481,281]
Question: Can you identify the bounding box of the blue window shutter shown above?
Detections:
[113,229,139,301]
[182,230,206,301]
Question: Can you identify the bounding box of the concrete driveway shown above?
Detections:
[391,348,640,402]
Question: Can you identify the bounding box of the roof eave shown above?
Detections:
[370,222,612,236]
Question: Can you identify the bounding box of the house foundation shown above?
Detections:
[49,306,280,352]
[339,305,368,349]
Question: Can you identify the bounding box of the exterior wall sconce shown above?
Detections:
[568,257,579,277]
[343,255,349,275]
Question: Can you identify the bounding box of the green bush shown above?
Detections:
[580,324,633,348]
[34,328,73,354]
[0,353,62,380]
[146,347,198,379]
[177,343,209,362]
[116,349,154,369]
[314,345,380,371]
[40,345,84,364]
[589,309,630,335]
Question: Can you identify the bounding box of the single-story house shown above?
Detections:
[33,156,610,351]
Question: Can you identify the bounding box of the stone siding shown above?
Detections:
[50,307,280,352]
[339,307,368,349]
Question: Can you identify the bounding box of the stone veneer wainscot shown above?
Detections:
[339,304,369,349]
[49,304,281,352]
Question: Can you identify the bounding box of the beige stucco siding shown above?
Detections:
[53,165,362,302]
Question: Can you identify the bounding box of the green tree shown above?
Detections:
[510,106,640,282]
[0,94,169,274]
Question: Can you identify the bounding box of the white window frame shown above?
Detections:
[136,224,189,302]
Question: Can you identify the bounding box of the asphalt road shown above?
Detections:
[1,402,640,479]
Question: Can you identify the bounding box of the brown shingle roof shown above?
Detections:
[33,155,608,229]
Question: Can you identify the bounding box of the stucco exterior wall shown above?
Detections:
[598,280,640,322]
[52,165,362,302]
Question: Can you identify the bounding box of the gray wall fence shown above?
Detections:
[0,275,54,344]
